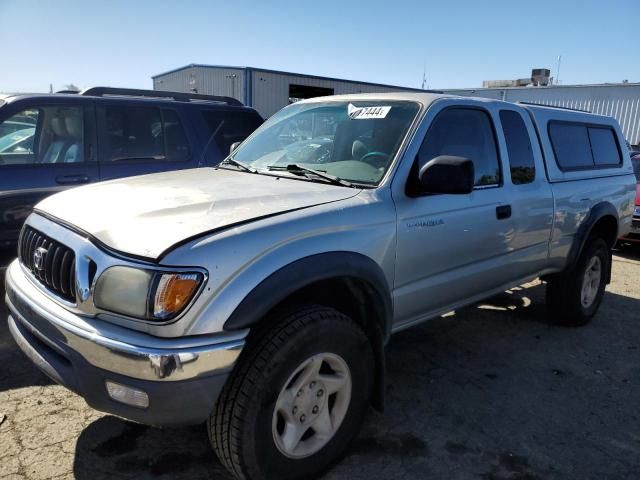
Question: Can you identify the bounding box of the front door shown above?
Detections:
[0,100,98,249]
[392,104,513,328]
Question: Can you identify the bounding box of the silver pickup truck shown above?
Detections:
[5,93,636,480]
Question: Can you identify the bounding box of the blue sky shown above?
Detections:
[1,0,638,93]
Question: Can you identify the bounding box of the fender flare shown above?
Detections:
[223,251,393,338]
[566,201,618,281]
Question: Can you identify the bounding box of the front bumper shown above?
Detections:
[5,260,245,426]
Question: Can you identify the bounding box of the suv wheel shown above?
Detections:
[209,306,373,480]
[546,237,610,326]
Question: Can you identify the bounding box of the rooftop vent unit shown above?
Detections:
[531,68,551,86]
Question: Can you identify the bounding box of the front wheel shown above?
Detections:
[209,306,373,480]
[546,237,610,326]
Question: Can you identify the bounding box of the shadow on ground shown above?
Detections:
[614,242,640,261]
[69,281,640,480]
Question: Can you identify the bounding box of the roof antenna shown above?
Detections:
[421,62,427,90]
[555,55,562,85]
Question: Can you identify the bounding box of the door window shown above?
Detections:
[101,106,190,163]
[500,110,536,184]
[0,106,84,166]
[103,106,164,162]
[418,108,501,187]
[162,109,190,162]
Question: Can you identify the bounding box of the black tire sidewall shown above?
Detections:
[244,312,373,480]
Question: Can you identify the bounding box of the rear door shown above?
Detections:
[495,108,554,278]
[96,101,197,181]
[0,98,98,249]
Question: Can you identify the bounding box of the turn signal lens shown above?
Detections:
[153,273,202,319]
[105,380,149,408]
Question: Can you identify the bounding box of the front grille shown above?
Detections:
[19,226,77,302]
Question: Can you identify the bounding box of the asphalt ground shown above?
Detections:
[1,247,639,479]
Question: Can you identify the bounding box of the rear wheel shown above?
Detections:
[209,306,373,480]
[546,237,610,326]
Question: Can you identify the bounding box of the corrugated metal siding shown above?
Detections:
[154,66,246,103]
[250,71,410,118]
[153,65,421,118]
[445,85,640,146]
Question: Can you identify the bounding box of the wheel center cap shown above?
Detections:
[294,381,326,424]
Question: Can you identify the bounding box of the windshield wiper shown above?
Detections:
[220,157,257,173]
[267,164,352,187]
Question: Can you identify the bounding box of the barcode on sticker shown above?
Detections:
[348,104,391,119]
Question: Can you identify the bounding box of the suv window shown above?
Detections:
[203,110,262,155]
[419,108,501,187]
[103,106,163,162]
[102,106,189,162]
[162,109,190,162]
[632,156,640,182]
[588,127,621,166]
[549,122,622,170]
[500,110,535,184]
[0,106,84,165]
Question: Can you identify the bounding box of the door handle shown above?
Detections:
[55,174,90,185]
[496,205,512,220]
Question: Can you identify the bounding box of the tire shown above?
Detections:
[546,237,610,326]
[209,306,374,480]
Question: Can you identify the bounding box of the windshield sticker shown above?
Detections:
[348,104,391,119]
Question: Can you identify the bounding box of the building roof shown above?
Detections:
[445,82,640,92]
[152,63,429,92]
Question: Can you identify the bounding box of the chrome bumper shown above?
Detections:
[5,259,245,382]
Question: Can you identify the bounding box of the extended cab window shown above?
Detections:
[419,108,501,187]
[549,122,621,170]
[0,106,84,166]
[102,106,189,162]
[500,110,535,184]
[203,110,263,155]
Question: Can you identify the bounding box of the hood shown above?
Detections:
[36,168,360,260]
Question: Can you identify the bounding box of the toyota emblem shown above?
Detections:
[33,247,48,271]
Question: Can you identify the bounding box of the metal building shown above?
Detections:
[152,64,425,119]
[443,83,640,147]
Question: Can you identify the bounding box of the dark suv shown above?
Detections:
[0,87,263,253]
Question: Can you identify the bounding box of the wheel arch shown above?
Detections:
[223,251,393,410]
[567,201,618,283]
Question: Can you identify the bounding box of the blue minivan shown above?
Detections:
[0,88,263,253]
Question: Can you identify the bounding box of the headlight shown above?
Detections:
[94,266,204,321]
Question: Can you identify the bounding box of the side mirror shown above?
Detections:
[418,155,474,194]
[230,141,242,154]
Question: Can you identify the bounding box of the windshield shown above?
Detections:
[232,100,420,185]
